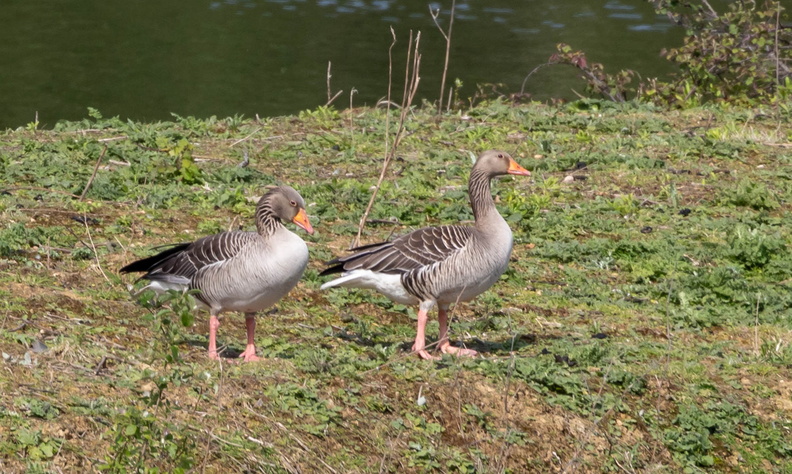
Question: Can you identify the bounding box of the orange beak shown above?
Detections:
[507,158,531,176]
[292,208,314,235]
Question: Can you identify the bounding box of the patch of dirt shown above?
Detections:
[354,371,673,472]
[774,378,792,413]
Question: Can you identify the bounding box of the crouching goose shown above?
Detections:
[320,151,530,360]
[120,185,314,362]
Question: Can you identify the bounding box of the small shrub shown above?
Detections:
[14,397,60,420]
[725,179,780,210]
[647,0,791,105]
[727,224,786,269]
[663,400,792,469]
[0,223,50,258]
[547,1,791,106]
[7,429,62,463]
[547,43,638,102]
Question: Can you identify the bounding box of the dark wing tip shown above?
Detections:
[119,243,190,274]
[119,260,146,274]
[319,262,345,276]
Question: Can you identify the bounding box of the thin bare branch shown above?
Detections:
[79,145,108,201]
[520,62,553,95]
[326,90,343,107]
[349,87,358,111]
[326,61,343,106]
[353,29,421,247]
[327,61,333,102]
[229,127,262,147]
[83,215,110,283]
[700,0,718,18]
[430,0,456,113]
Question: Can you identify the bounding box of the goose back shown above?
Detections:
[320,149,527,307]
[320,214,512,305]
[321,225,473,275]
[122,232,255,288]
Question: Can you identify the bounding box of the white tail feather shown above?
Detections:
[320,270,416,305]
[319,273,362,290]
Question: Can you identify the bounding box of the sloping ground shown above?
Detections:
[0,101,790,472]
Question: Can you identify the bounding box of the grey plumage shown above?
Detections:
[121,185,314,361]
[323,225,473,274]
[320,150,531,359]
[123,231,263,304]
[321,225,474,301]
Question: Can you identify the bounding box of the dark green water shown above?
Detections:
[0,1,682,129]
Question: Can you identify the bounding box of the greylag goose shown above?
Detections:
[120,185,314,362]
[320,150,530,360]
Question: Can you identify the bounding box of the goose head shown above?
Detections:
[474,150,531,177]
[262,186,314,234]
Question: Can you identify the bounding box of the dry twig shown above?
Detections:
[326,61,343,106]
[430,0,456,113]
[79,145,108,200]
[229,127,262,147]
[82,215,110,283]
[353,28,421,247]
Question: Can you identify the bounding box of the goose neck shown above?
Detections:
[254,199,283,236]
[468,168,497,225]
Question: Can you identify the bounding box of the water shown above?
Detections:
[0,1,681,129]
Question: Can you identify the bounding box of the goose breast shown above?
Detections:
[428,230,513,304]
[196,227,308,313]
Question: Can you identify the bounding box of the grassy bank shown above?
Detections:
[1,100,791,472]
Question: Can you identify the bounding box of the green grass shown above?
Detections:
[1,100,791,472]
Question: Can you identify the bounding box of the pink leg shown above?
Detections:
[411,307,439,360]
[437,306,478,358]
[437,305,450,346]
[208,313,221,360]
[238,313,261,362]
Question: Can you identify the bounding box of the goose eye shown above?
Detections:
[289,200,297,207]
[497,153,504,159]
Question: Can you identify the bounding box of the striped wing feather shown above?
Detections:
[124,231,256,283]
[324,225,473,275]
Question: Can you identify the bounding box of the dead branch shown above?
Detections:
[520,62,553,95]
[229,127,262,147]
[79,145,108,200]
[430,0,457,113]
[353,29,421,247]
[82,214,110,283]
[326,61,343,106]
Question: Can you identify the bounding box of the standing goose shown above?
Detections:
[120,185,314,362]
[320,150,530,360]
